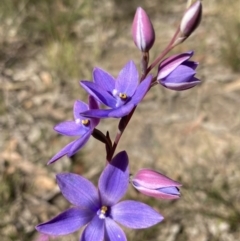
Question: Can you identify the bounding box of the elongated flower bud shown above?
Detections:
[180,1,202,38]
[132,7,155,52]
[131,169,181,200]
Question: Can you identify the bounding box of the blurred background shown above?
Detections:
[0,0,240,240]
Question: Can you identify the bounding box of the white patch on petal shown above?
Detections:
[112,89,118,97]
[99,213,106,219]
[75,118,81,124]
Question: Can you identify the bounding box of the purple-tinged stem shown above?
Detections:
[141,52,149,76]
[146,26,180,75]
[108,107,136,162]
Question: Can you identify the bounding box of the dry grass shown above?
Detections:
[0,0,240,240]
[217,0,240,72]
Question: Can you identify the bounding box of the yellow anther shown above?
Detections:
[81,119,90,126]
[100,206,108,214]
[119,93,127,100]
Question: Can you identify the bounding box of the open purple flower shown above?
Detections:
[80,61,152,118]
[157,51,200,91]
[131,169,181,200]
[36,151,164,241]
[48,96,100,164]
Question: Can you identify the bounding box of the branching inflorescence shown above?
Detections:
[36,1,202,240]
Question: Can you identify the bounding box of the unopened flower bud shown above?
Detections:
[132,7,155,52]
[180,1,202,38]
[157,51,201,91]
[131,169,181,200]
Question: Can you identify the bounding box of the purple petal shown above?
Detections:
[133,169,181,189]
[81,102,135,118]
[105,218,127,241]
[163,65,196,83]
[88,95,100,127]
[93,67,115,93]
[73,100,89,120]
[81,109,114,119]
[88,95,100,110]
[160,51,193,67]
[160,187,180,195]
[36,207,93,236]
[129,74,152,105]
[108,103,135,118]
[80,81,116,108]
[184,60,198,70]
[111,201,163,229]
[115,61,139,97]
[158,51,193,79]
[132,184,180,200]
[48,139,76,164]
[99,151,129,206]
[54,121,87,136]
[80,215,104,241]
[68,130,92,156]
[161,77,200,91]
[57,173,100,211]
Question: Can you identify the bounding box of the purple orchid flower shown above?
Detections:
[131,169,181,200]
[157,51,200,91]
[80,61,152,118]
[48,96,100,164]
[36,151,164,241]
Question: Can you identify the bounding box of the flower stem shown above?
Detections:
[146,26,180,75]
[108,107,136,162]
